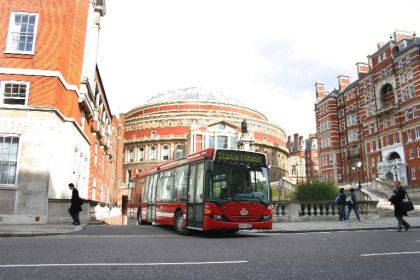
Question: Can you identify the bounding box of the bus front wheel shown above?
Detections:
[174,211,189,235]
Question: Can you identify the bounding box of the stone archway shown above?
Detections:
[387,151,401,161]
[380,83,394,106]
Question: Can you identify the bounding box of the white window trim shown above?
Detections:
[0,80,30,106]
[0,134,21,187]
[5,12,39,55]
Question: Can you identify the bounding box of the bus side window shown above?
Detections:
[138,177,146,203]
[141,176,149,203]
[161,171,174,201]
[174,165,188,201]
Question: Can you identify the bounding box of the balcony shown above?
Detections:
[375,101,399,115]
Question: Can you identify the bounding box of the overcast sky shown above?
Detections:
[97,0,419,137]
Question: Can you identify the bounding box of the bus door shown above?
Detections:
[187,163,204,229]
[147,174,158,223]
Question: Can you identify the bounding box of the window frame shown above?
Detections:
[5,12,39,55]
[1,81,30,106]
[0,135,21,186]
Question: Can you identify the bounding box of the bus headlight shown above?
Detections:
[212,214,223,220]
[261,215,271,221]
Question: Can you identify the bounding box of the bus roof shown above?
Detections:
[133,148,216,178]
[132,148,267,179]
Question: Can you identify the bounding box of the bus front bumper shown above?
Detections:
[203,217,272,231]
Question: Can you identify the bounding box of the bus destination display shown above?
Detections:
[215,150,266,165]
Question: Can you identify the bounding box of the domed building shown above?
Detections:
[122,87,289,184]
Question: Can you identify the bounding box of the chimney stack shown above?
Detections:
[337,75,350,91]
[356,62,369,79]
[315,81,325,99]
[298,136,304,151]
[393,30,414,43]
[293,133,299,153]
[287,135,292,151]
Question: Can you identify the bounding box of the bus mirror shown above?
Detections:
[205,161,214,171]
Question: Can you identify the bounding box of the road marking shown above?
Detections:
[35,234,175,239]
[361,251,420,257]
[0,260,248,268]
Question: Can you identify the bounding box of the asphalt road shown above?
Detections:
[0,225,419,280]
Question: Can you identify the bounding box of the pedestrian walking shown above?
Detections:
[388,181,410,232]
[346,188,361,221]
[335,188,347,221]
[68,183,83,225]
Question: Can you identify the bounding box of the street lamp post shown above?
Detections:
[356,161,362,189]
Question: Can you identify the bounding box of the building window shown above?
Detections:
[407,130,412,142]
[406,53,411,64]
[409,85,416,98]
[230,136,236,149]
[409,148,414,159]
[162,145,170,160]
[407,69,413,80]
[150,146,156,161]
[1,81,29,105]
[217,136,228,149]
[411,167,416,180]
[417,146,420,158]
[129,148,134,162]
[139,147,144,161]
[393,133,398,144]
[6,12,38,54]
[208,136,215,148]
[400,73,406,84]
[415,128,420,139]
[175,145,183,159]
[0,136,19,185]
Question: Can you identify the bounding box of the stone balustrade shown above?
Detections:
[271,200,379,222]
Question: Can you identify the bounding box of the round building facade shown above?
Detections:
[123,88,289,184]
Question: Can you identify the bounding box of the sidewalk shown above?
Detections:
[264,215,420,233]
[1,216,419,237]
[0,224,85,237]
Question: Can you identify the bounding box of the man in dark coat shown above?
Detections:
[389,181,410,232]
[68,183,82,225]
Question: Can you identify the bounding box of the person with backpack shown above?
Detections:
[335,188,347,221]
[346,188,361,221]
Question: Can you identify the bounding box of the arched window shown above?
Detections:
[150,146,157,161]
[175,145,184,159]
[162,145,170,160]
[139,147,144,161]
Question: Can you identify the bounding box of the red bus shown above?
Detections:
[129,148,272,234]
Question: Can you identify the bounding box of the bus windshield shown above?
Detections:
[208,162,270,205]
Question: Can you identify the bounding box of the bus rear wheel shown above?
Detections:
[174,211,189,235]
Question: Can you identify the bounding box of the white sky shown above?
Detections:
[97,0,419,137]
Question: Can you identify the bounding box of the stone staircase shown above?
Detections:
[362,181,420,217]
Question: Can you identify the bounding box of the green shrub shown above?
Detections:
[291,180,339,201]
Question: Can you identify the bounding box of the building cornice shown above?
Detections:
[0,68,80,97]
[0,106,90,144]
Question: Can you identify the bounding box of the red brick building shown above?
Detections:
[315,31,420,186]
[123,87,289,185]
[0,0,124,224]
